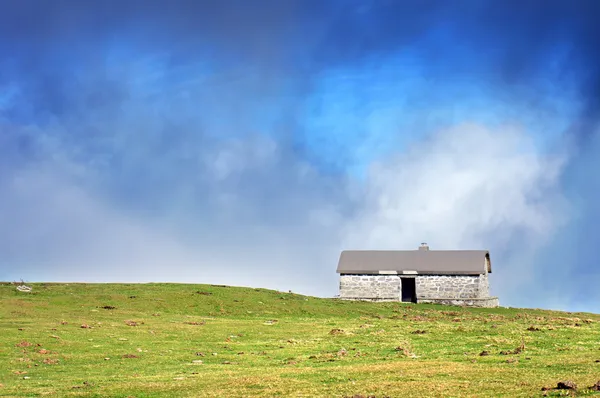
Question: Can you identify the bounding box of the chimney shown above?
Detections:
[419,242,429,251]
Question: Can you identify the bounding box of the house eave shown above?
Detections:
[337,270,485,276]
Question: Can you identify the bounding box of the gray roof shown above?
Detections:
[336,250,491,275]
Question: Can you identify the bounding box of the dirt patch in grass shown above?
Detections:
[500,340,525,355]
[441,311,461,317]
[394,346,416,358]
[72,381,93,389]
[122,354,139,359]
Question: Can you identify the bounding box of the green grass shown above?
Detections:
[1,283,599,397]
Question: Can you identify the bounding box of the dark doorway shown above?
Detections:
[401,278,417,303]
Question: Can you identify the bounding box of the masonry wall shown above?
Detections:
[478,273,490,297]
[339,274,400,300]
[339,273,491,301]
[416,275,489,299]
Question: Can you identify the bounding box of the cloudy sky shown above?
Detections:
[1,0,599,312]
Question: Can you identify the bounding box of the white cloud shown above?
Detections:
[344,123,565,248]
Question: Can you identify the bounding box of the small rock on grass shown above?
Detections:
[556,380,577,390]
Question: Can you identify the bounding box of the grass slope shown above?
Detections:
[1,283,599,397]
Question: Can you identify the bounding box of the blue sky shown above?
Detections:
[0,0,599,312]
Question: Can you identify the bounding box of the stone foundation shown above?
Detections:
[339,273,497,307]
[418,297,499,308]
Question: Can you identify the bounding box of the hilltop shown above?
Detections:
[1,283,600,397]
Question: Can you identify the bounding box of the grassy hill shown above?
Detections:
[1,283,599,397]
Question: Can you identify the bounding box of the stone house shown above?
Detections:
[336,243,499,307]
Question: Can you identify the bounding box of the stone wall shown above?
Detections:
[478,273,490,297]
[339,274,400,300]
[339,273,492,301]
[416,275,489,299]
